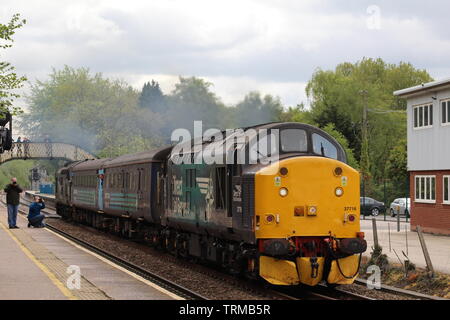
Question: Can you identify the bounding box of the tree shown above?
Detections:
[0,160,35,188]
[386,139,407,189]
[22,66,162,155]
[321,123,358,169]
[306,58,433,193]
[234,91,283,127]
[278,103,314,124]
[138,80,166,113]
[0,13,27,116]
[164,76,229,135]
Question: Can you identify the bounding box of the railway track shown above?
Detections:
[272,283,375,300]
[9,194,446,301]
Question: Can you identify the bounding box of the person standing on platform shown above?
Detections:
[4,178,23,229]
[27,196,46,228]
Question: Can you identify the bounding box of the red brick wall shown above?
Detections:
[410,170,450,235]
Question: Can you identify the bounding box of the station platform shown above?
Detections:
[0,205,179,300]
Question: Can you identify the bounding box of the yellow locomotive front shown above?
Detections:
[254,156,366,286]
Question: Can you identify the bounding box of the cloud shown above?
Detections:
[1,0,450,107]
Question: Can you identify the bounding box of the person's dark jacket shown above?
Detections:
[4,183,23,205]
[28,202,45,220]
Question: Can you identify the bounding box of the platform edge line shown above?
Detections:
[0,221,78,300]
[45,227,185,300]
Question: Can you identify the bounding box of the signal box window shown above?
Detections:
[444,176,450,204]
[442,100,450,125]
[413,103,433,129]
[312,133,338,159]
[280,129,307,152]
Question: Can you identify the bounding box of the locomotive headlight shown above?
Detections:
[279,187,288,197]
[335,187,344,197]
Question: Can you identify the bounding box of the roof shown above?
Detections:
[170,122,347,164]
[103,145,173,168]
[72,158,111,172]
[394,78,450,98]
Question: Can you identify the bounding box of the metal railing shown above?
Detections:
[0,142,96,164]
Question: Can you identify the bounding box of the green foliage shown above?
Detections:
[21,66,163,156]
[278,103,314,124]
[233,91,283,127]
[0,13,27,116]
[321,123,358,169]
[139,80,166,113]
[0,160,35,188]
[387,138,407,184]
[19,59,430,206]
[165,76,230,132]
[306,58,432,198]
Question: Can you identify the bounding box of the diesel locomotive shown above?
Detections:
[55,122,367,286]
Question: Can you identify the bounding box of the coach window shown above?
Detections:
[413,103,433,129]
[312,133,338,159]
[125,172,129,189]
[117,173,122,189]
[280,129,307,153]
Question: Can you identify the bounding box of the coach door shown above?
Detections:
[137,168,143,211]
[137,167,149,213]
[98,169,104,211]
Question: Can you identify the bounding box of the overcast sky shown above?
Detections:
[2,0,450,108]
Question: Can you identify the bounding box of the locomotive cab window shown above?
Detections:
[312,133,338,159]
[280,129,307,153]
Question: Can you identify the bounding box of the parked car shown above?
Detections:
[389,198,410,218]
[360,197,386,216]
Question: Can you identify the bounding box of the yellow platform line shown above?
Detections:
[0,221,78,300]
[46,228,184,300]
[5,202,183,300]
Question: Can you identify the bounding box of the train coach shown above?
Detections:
[56,122,367,287]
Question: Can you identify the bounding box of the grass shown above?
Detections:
[360,252,450,298]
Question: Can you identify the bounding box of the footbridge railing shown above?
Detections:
[0,142,97,164]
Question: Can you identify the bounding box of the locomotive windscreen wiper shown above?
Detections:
[320,142,325,157]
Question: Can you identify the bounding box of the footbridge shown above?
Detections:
[0,142,97,164]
